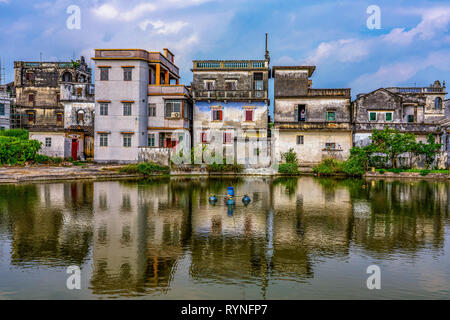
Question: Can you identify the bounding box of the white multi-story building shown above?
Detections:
[92,49,192,164]
[0,85,11,131]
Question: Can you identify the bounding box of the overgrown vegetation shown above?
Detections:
[207,160,245,173]
[313,127,445,177]
[0,129,42,165]
[278,148,299,175]
[119,163,170,176]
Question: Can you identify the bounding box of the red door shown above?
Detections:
[72,139,79,160]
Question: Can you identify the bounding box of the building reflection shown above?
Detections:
[0,176,448,297]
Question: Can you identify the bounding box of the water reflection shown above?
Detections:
[0,177,448,299]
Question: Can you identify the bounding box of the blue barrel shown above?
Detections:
[227,187,235,197]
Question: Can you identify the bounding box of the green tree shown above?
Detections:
[370,127,416,168]
[412,134,442,169]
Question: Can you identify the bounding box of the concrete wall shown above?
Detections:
[138,147,171,166]
[274,131,352,166]
[94,60,149,163]
[30,132,69,158]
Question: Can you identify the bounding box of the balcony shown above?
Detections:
[192,90,268,101]
[148,85,190,96]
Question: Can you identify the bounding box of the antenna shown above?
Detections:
[40,52,43,62]
[265,33,270,63]
[0,57,6,85]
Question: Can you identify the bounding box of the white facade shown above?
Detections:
[30,132,69,158]
[0,86,11,130]
[94,60,149,163]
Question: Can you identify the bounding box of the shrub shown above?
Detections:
[207,162,244,173]
[420,170,429,176]
[281,148,298,164]
[278,163,299,175]
[0,129,29,140]
[313,159,343,175]
[120,162,170,176]
[34,154,64,165]
[0,136,42,165]
[379,169,386,174]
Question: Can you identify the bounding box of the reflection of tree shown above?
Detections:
[0,183,93,267]
[273,177,298,196]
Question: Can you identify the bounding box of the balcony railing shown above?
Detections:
[193,90,268,100]
[148,85,190,96]
[388,87,446,94]
[193,60,268,70]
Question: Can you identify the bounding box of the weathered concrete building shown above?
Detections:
[352,81,448,168]
[92,48,192,164]
[13,58,92,157]
[60,81,95,160]
[0,85,11,130]
[191,51,271,167]
[273,66,352,167]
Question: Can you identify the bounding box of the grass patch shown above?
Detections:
[278,163,299,175]
[119,163,170,176]
[207,163,245,173]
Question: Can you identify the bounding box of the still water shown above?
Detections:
[0,177,449,300]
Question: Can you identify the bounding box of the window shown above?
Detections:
[254,73,263,91]
[100,103,108,116]
[385,112,393,122]
[204,80,215,91]
[325,143,336,150]
[407,115,415,123]
[62,72,72,82]
[77,110,84,123]
[56,113,63,122]
[212,109,223,121]
[223,132,232,144]
[123,68,132,81]
[325,111,336,122]
[100,68,109,81]
[201,132,208,143]
[225,81,237,91]
[297,135,304,145]
[165,100,182,118]
[245,109,254,122]
[28,113,35,123]
[123,134,132,147]
[76,87,82,96]
[369,112,377,121]
[435,97,442,110]
[296,105,306,122]
[0,104,4,116]
[57,94,60,103]
[26,72,35,83]
[149,104,156,117]
[100,134,108,147]
[45,137,52,148]
[148,134,156,147]
[123,103,132,116]
[29,94,35,103]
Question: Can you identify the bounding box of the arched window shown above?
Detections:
[62,72,72,82]
[77,110,85,123]
[435,97,442,110]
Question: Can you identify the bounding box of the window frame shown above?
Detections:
[123,103,132,116]
[407,114,415,123]
[100,103,109,116]
[99,134,108,147]
[100,68,109,81]
[123,134,132,147]
[165,100,182,118]
[325,111,336,122]
[212,109,223,121]
[385,112,393,122]
[297,135,304,145]
[148,104,156,117]
[369,112,377,122]
[0,103,4,116]
[148,133,156,147]
[245,109,254,122]
[123,68,133,81]
[204,80,215,91]
[45,137,52,148]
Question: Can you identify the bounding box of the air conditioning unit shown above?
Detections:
[171,112,180,118]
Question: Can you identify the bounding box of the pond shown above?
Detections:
[0,177,449,299]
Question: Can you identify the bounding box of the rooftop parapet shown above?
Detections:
[192,60,270,71]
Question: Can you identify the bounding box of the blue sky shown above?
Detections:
[1,0,450,106]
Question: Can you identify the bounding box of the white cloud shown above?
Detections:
[139,20,188,34]
[93,3,156,22]
[306,38,371,64]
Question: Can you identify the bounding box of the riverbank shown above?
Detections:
[0,165,449,184]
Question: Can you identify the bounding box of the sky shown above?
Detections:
[1,0,450,110]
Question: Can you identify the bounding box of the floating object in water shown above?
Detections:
[242,195,251,205]
[209,196,218,204]
[226,199,236,206]
[227,187,235,197]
